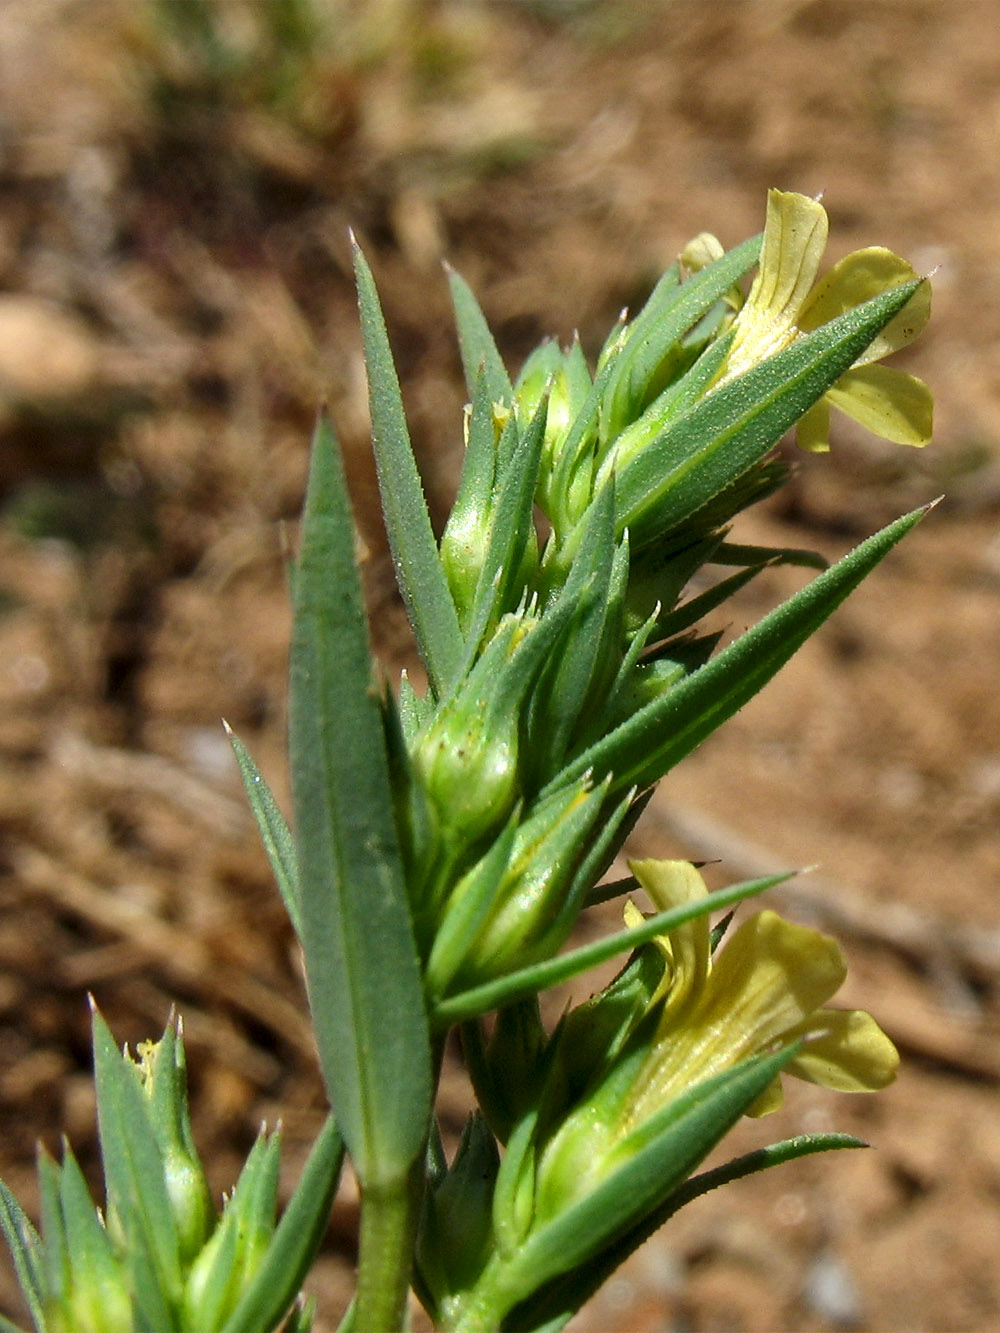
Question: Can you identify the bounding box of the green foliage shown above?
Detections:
[1,194,931,1333]
[0,1010,343,1333]
[288,416,432,1187]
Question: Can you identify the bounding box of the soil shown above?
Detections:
[2,2,1000,1330]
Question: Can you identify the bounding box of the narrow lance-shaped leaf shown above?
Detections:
[353,240,463,696]
[220,1116,344,1333]
[600,233,761,445]
[289,416,432,1185]
[465,396,548,648]
[514,1134,864,1333]
[35,1154,66,1317]
[445,262,514,405]
[0,1181,46,1333]
[225,723,302,938]
[528,479,618,778]
[525,1047,798,1283]
[546,504,928,799]
[433,872,790,1027]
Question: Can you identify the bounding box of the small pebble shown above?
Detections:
[803,1249,864,1328]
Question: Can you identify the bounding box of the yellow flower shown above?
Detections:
[717,189,932,453]
[620,859,899,1127]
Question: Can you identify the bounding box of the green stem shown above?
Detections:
[355,1163,423,1333]
[353,1036,447,1331]
[444,1261,522,1333]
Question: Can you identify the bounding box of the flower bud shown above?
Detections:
[439,398,514,625]
[447,778,610,988]
[135,1029,214,1264]
[418,1115,499,1307]
[414,684,520,853]
[413,616,545,857]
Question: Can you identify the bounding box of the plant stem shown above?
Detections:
[355,1163,422,1333]
[443,1253,523,1333]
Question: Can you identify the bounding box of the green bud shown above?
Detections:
[414,683,519,853]
[517,337,594,532]
[513,339,561,426]
[418,1114,500,1309]
[135,1026,214,1264]
[413,617,534,855]
[439,386,516,626]
[50,1281,131,1333]
[181,1130,279,1331]
[162,1145,215,1266]
[531,1043,648,1226]
[448,778,610,988]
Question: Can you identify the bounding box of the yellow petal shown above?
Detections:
[623,910,847,1126]
[630,860,711,1016]
[705,911,847,1056]
[786,1008,900,1092]
[796,398,831,453]
[826,364,933,446]
[799,247,929,363]
[752,190,829,327]
[623,899,645,930]
[857,279,930,365]
[723,190,828,377]
[746,1075,785,1118]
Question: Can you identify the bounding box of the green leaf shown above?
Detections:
[714,540,827,571]
[528,480,618,778]
[226,723,301,937]
[445,263,513,405]
[0,1180,46,1332]
[58,1147,123,1318]
[91,1010,181,1332]
[426,817,520,999]
[500,1045,797,1314]
[353,245,463,696]
[219,1117,342,1333]
[465,397,547,646]
[281,1297,316,1333]
[546,504,928,798]
[600,234,761,445]
[650,564,762,641]
[615,278,925,549]
[36,1155,67,1314]
[333,1297,357,1333]
[540,785,631,950]
[289,418,432,1185]
[433,872,789,1027]
[599,330,734,483]
[514,1134,865,1333]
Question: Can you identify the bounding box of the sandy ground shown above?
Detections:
[2,1,1000,1328]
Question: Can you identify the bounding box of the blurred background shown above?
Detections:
[1,1,999,1328]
